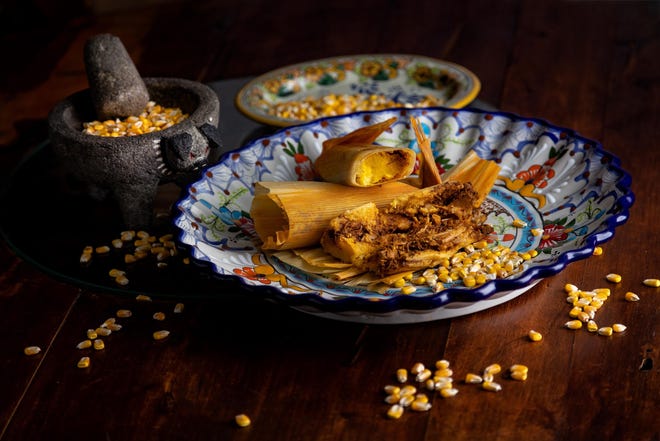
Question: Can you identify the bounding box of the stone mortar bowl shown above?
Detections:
[48,77,222,229]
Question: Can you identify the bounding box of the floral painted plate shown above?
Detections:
[235,54,480,127]
[174,108,633,324]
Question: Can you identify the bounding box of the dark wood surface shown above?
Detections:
[1,1,658,440]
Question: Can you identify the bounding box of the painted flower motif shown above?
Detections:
[539,223,569,248]
[233,266,272,284]
[283,140,315,180]
[516,163,556,188]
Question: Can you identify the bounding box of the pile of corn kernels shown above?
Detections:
[82,101,188,137]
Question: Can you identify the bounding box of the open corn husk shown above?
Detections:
[250,180,418,250]
[314,117,416,187]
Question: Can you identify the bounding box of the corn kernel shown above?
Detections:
[435,368,453,378]
[400,385,417,397]
[136,294,152,302]
[411,362,425,374]
[396,368,408,383]
[612,323,627,333]
[435,359,450,370]
[510,370,528,381]
[410,399,432,412]
[606,273,622,283]
[565,320,583,330]
[117,309,132,318]
[24,346,41,356]
[107,323,122,332]
[593,246,603,256]
[384,385,400,395]
[482,381,502,392]
[77,356,90,368]
[439,387,459,398]
[399,395,414,407]
[597,326,613,336]
[76,340,92,349]
[528,330,543,341]
[86,329,98,339]
[415,369,432,383]
[587,320,598,332]
[401,285,417,295]
[384,394,401,404]
[387,404,404,419]
[95,327,112,337]
[153,330,170,340]
[564,283,579,293]
[643,278,660,287]
[173,303,185,314]
[568,306,582,318]
[511,219,527,228]
[465,373,483,384]
[153,312,166,321]
[434,378,453,390]
[624,291,640,302]
[235,414,251,427]
[93,339,105,350]
[115,274,129,286]
[484,363,501,376]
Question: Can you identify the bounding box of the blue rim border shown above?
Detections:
[174,106,635,314]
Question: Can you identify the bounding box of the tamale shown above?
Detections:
[314,117,416,187]
[250,180,418,250]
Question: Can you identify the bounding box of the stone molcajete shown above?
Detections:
[48,34,221,228]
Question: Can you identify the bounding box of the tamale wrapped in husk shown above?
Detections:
[314,117,416,187]
[250,180,418,250]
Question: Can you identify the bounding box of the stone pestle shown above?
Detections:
[83,33,150,120]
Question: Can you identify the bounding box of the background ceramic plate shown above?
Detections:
[174,108,633,324]
[235,54,480,127]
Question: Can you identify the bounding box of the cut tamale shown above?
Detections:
[250,180,418,250]
[320,181,493,276]
[314,117,416,187]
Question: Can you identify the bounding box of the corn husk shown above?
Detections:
[250,180,418,250]
[441,150,500,205]
[314,117,416,187]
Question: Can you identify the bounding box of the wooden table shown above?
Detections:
[1,1,658,440]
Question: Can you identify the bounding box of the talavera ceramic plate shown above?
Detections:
[235,54,480,127]
[174,108,633,324]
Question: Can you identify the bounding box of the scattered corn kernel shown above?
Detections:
[24,346,41,356]
[387,404,404,419]
[606,273,622,283]
[592,246,603,256]
[565,320,583,330]
[415,369,432,383]
[465,373,483,384]
[399,395,415,407]
[399,385,417,397]
[384,394,401,404]
[76,340,92,349]
[435,359,450,370]
[643,278,660,287]
[411,362,425,374]
[384,385,400,395]
[434,368,453,378]
[116,309,132,318]
[136,294,152,302]
[438,387,458,398]
[93,339,105,350]
[173,303,185,314]
[564,283,579,293]
[411,400,432,411]
[115,274,129,286]
[153,330,170,341]
[511,219,527,228]
[153,312,166,321]
[484,364,501,376]
[396,368,408,383]
[424,378,435,391]
[612,323,627,333]
[528,330,543,341]
[95,327,111,337]
[587,320,599,332]
[86,329,98,339]
[510,370,528,381]
[77,356,91,368]
[597,326,613,336]
[482,381,502,392]
[624,291,640,302]
[107,323,122,332]
[234,414,251,427]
